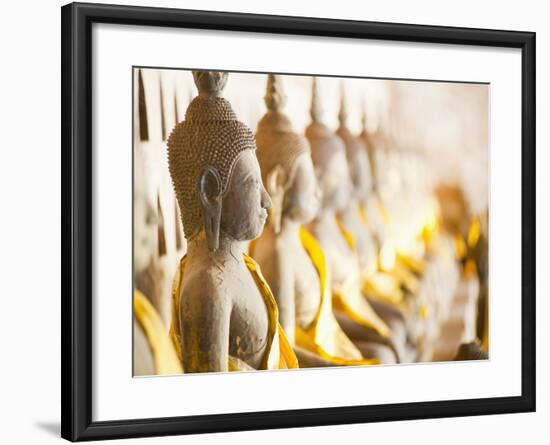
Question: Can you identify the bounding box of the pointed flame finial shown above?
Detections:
[338,82,348,127]
[310,77,324,123]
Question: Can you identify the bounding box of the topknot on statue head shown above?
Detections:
[256,75,311,189]
[256,74,314,232]
[167,71,256,241]
[335,83,373,198]
[305,77,346,168]
[336,82,364,162]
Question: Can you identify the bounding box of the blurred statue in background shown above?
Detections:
[433,185,488,361]
[251,74,379,367]
[167,71,298,373]
[336,90,378,285]
[357,108,446,361]
[360,113,433,358]
[305,78,397,364]
[133,146,183,376]
[335,88,411,361]
[474,211,489,354]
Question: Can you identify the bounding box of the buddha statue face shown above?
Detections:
[337,90,373,204]
[349,149,372,203]
[255,74,321,231]
[282,154,321,224]
[306,78,353,214]
[219,150,272,241]
[316,149,352,213]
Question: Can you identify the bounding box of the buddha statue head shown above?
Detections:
[305,77,352,214]
[360,102,379,195]
[336,85,373,205]
[167,71,271,251]
[255,74,321,233]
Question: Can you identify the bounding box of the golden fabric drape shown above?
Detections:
[134,289,183,375]
[332,217,392,338]
[295,228,380,365]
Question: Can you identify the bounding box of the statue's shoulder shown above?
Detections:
[272,236,291,257]
[180,262,228,306]
[305,223,328,248]
[262,236,299,273]
[250,232,286,265]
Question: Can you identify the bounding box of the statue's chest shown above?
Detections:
[329,245,358,285]
[341,212,375,268]
[308,218,361,290]
[293,246,321,328]
[229,272,270,368]
[320,224,357,283]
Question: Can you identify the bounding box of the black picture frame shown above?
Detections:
[61,2,536,441]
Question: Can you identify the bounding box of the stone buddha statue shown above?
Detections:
[334,89,409,360]
[433,185,487,361]
[359,108,378,199]
[360,129,444,361]
[304,78,397,364]
[251,74,379,367]
[359,112,393,259]
[335,90,378,281]
[167,71,298,373]
[474,211,489,353]
[133,146,183,376]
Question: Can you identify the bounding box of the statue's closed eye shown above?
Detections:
[243,176,260,189]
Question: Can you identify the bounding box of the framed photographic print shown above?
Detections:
[61,2,536,441]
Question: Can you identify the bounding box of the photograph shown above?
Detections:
[132,68,489,376]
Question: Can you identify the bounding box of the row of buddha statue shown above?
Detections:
[133,70,489,375]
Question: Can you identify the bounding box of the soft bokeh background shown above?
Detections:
[134,68,489,361]
[137,67,489,249]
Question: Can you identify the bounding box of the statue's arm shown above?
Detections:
[261,248,296,344]
[179,274,230,373]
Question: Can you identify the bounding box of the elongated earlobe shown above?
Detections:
[198,166,222,251]
[266,165,285,234]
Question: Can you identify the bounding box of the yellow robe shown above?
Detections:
[295,228,380,365]
[332,218,392,338]
[133,289,183,375]
[170,254,299,372]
